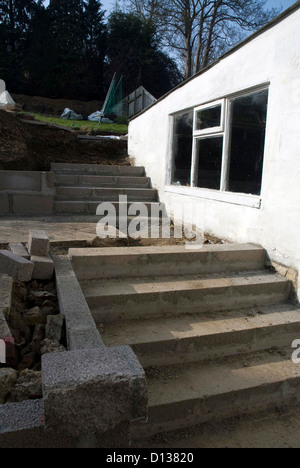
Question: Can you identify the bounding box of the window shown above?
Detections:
[194,100,225,135]
[195,136,223,190]
[170,88,269,199]
[171,111,193,186]
[228,90,268,196]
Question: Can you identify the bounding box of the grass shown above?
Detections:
[21,111,129,135]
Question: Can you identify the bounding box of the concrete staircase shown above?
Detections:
[51,163,160,216]
[69,244,300,441]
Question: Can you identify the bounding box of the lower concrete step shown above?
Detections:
[130,349,300,439]
[55,187,158,202]
[101,303,300,367]
[80,271,290,323]
[51,163,145,177]
[54,200,164,215]
[54,174,151,188]
[69,244,265,280]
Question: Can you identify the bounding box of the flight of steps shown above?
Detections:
[69,244,300,441]
[51,163,161,217]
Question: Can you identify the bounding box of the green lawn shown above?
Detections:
[21,112,128,135]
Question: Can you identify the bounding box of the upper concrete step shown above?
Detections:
[80,271,291,323]
[101,303,300,368]
[130,349,300,438]
[70,244,266,280]
[51,163,145,177]
[54,174,151,188]
[55,187,158,202]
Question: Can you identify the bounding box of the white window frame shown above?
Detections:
[193,99,225,136]
[166,86,269,209]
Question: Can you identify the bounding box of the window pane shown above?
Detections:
[196,105,221,131]
[196,136,223,190]
[228,90,269,195]
[172,111,193,186]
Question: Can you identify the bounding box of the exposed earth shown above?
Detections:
[0,110,129,172]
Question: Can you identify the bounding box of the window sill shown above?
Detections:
[164,185,261,209]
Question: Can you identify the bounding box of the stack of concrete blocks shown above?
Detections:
[28,231,54,281]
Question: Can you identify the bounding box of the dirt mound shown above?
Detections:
[0,111,33,170]
[0,110,129,171]
[12,94,103,120]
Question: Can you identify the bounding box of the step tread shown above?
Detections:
[55,200,162,205]
[145,349,300,407]
[70,243,263,258]
[51,163,145,176]
[55,186,156,192]
[101,303,300,347]
[81,271,288,298]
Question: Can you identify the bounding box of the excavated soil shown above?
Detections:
[12,94,103,120]
[0,110,129,171]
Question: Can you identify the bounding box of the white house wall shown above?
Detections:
[128,7,300,297]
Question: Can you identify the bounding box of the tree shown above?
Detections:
[124,0,281,80]
[106,11,182,98]
[0,0,43,91]
[82,0,107,100]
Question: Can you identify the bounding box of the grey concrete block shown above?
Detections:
[9,243,30,260]
[0,251,34,282]
[12,195,54,215]
[42,346,148,437]
[28,230,50,257]
[31,255,54,280]
[0,193,10,213]
[53,255,103,351]
[0,399,44,434]
[0,171,42,192]
[67,329,105,351]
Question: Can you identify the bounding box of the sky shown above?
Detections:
[100,1,300,14]
[43,1,298,14]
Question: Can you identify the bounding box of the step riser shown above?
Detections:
[55,188,158,202]
[132,326,300,368]
[131,378,300,439]
[71,247,265,280]
[90,281,290,323]
[54,202,163,215]
[51,163,145,177]
[54,175,151,188]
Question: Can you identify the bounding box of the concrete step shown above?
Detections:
[130,349,300,439]
[55,187,158,202]
[54,174,151,188]
[101,303,300,367]
[70,244,266,281]
[54,200,164,215]
[80,271,291,323]
[51,163,145,177]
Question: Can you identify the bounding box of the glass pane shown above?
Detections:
[172,111,193,187]
[196,105,222,131]
[196,137,223,190]
[228,90,269,195]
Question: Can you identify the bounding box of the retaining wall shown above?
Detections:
[0,171,54,215]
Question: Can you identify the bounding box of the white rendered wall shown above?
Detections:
[128,8,300,297]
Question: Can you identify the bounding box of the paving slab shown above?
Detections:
[0,215,100,244]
